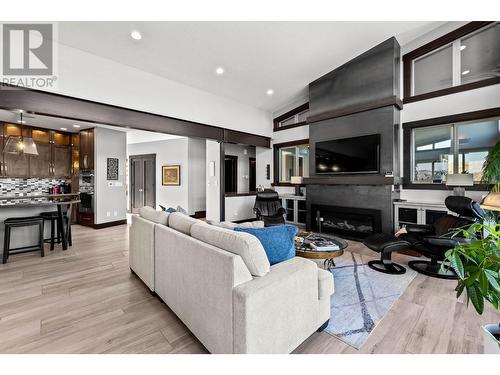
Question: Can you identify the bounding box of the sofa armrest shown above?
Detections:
[232,257,321,353]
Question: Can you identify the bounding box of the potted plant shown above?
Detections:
[443,140,500,353]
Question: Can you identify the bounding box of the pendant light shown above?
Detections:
[3,112,39,156]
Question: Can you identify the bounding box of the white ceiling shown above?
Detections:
[58,21,444,113]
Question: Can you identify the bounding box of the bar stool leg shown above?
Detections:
[2,225,10,264]
[67,219,72,247]
[39,221,45,258]
[50,218,55,250]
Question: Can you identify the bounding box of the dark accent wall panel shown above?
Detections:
[309,37,400,121]
[309,106,400,180]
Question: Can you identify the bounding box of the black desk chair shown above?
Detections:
[3,216,44,264]
[254,189,286,227]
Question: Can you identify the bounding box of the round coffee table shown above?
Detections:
[295,232,348,269]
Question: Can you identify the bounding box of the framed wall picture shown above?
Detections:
[107,158,119,180]
[162,165,181,186]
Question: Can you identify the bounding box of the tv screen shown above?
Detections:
[315,134,380,174]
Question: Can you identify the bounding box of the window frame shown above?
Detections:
[273,103,309,131]
[402,107,500,190]
[273,139,309,186]
[403,21,500,103]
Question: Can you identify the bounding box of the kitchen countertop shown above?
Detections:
[0,193,80,208]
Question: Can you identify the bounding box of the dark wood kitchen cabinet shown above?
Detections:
[52,132,71,178]
[1,123,30,178]
[29,129,71,179]
[29,128,52,178]
[79,129,94,171]
[1,123,74,179]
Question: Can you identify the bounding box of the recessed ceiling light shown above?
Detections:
[60,127,67,131]
[130,30,142,40]
[17,120,26,124]
[266,89,274,96]
[460,45,466,51]
[215,67,224,75]
[73,124,81,128]
[462,70,470,75]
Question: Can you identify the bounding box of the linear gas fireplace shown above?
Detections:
[310,204,382,240]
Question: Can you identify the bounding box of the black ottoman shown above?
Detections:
[363,233,411,275]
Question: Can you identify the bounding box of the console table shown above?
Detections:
[279,194,306,227]
[393,200,449,233]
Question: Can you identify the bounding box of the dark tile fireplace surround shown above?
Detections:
[310,203,382,240]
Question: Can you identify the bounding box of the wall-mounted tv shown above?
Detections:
[315,134,380,174]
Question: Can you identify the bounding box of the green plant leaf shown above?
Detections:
[485,269,500,292]
[450,252,465,279]
[467,284,484,315]
[479,271,489,294]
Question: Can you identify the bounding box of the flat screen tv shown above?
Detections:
[315,134,380,174]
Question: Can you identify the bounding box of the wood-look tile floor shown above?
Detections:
[0,224,497,354]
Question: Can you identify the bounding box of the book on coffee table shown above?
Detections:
[310,239,340,251]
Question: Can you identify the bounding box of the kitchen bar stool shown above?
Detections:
[40,211,72,250]
[2,216,44,264]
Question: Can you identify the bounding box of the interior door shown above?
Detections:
[130,154,156,214]
[249,157,256,192]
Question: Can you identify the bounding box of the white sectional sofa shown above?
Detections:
[129,207,334,354]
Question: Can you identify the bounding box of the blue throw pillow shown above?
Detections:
[235,224,298,265]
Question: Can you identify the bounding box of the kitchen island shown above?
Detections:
[0,193,80,258]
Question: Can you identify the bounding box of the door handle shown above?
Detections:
[83,155,88,169]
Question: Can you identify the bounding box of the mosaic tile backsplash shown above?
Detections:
[0,178,69,197]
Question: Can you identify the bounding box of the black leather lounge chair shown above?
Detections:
[253,189,286,227]
[364,196,485,278]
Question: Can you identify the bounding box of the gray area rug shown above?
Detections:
[324,251,417,349]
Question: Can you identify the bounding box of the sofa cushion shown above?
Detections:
[207,220,265,230]
[139,206,169,225]
[235,224,297,265]
[317,268,334,300]
[168,212,200,235]
[190,222,270,277]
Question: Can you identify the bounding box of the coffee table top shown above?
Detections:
[295,231,348,259]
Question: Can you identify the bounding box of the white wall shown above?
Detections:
[255,146,273,189]
[127,137,206,215]
[225,196,256,222]
[41,42,273,137]
[206,140,221,222]
[188,138,207,214]
[94,127,127,225]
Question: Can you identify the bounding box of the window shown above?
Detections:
[411,118,499,184]
[277,143,309,183]
[273,103,309,130]
[413,44,453,96]
[405,22,500,101]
